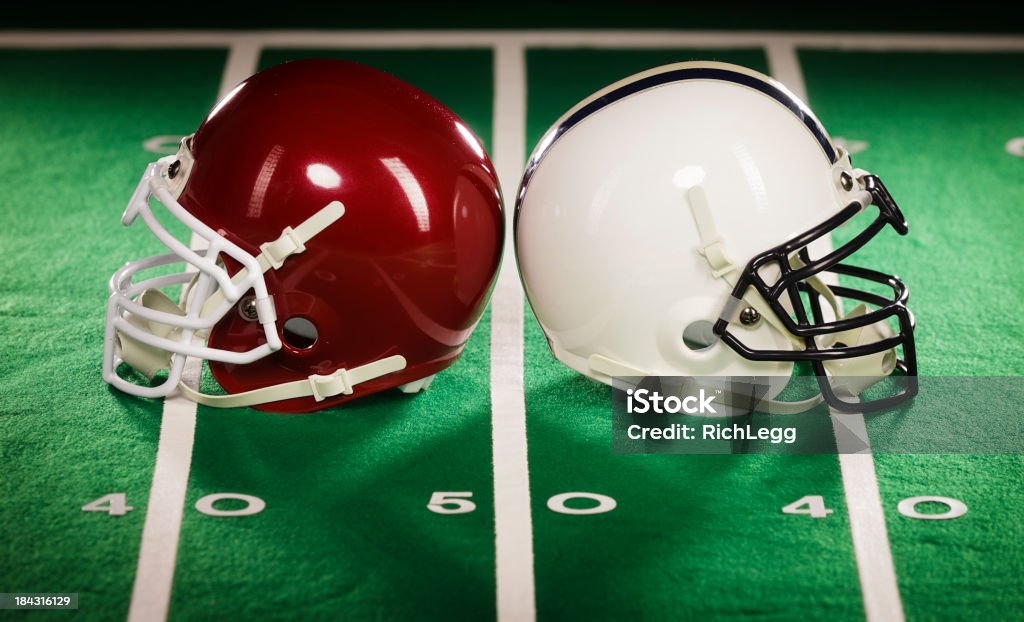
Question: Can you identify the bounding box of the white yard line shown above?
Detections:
[832,409,906,622]
[765,41,809,106]
[0,29,1022,50]
[124,367,200,622]
[490,41,536,622]
[125,41,262,622]
[767,41,906,622]
[765,42,836,284]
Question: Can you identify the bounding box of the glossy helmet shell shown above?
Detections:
[179,59,503,412]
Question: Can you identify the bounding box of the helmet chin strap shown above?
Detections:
[687,184,828,349]
[177,354,409,408]
[197,201,346,318]
[118,200,411,409]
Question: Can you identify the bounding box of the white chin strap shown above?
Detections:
[196,201,343,318]
[178,355,408,408]
[588,178,897,416]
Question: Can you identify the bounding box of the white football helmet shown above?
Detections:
[515,62,916,412]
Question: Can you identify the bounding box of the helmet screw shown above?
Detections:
[167,160,181,179]
[239,296,259,321]
[739,307,761,326]
[840,171,854,191]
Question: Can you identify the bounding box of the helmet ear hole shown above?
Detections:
[682,320,718,352]
[282,317,318,350]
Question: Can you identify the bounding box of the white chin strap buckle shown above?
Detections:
[260,226,307,270]
[309,370,354,401]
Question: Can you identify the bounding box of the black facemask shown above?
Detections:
[714,174,918,412]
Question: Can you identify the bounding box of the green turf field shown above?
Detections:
[0,31,1022,621]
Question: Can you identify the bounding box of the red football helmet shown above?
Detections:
[104,59,504,412]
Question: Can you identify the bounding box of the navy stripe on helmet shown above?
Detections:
[561,67,836,163]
